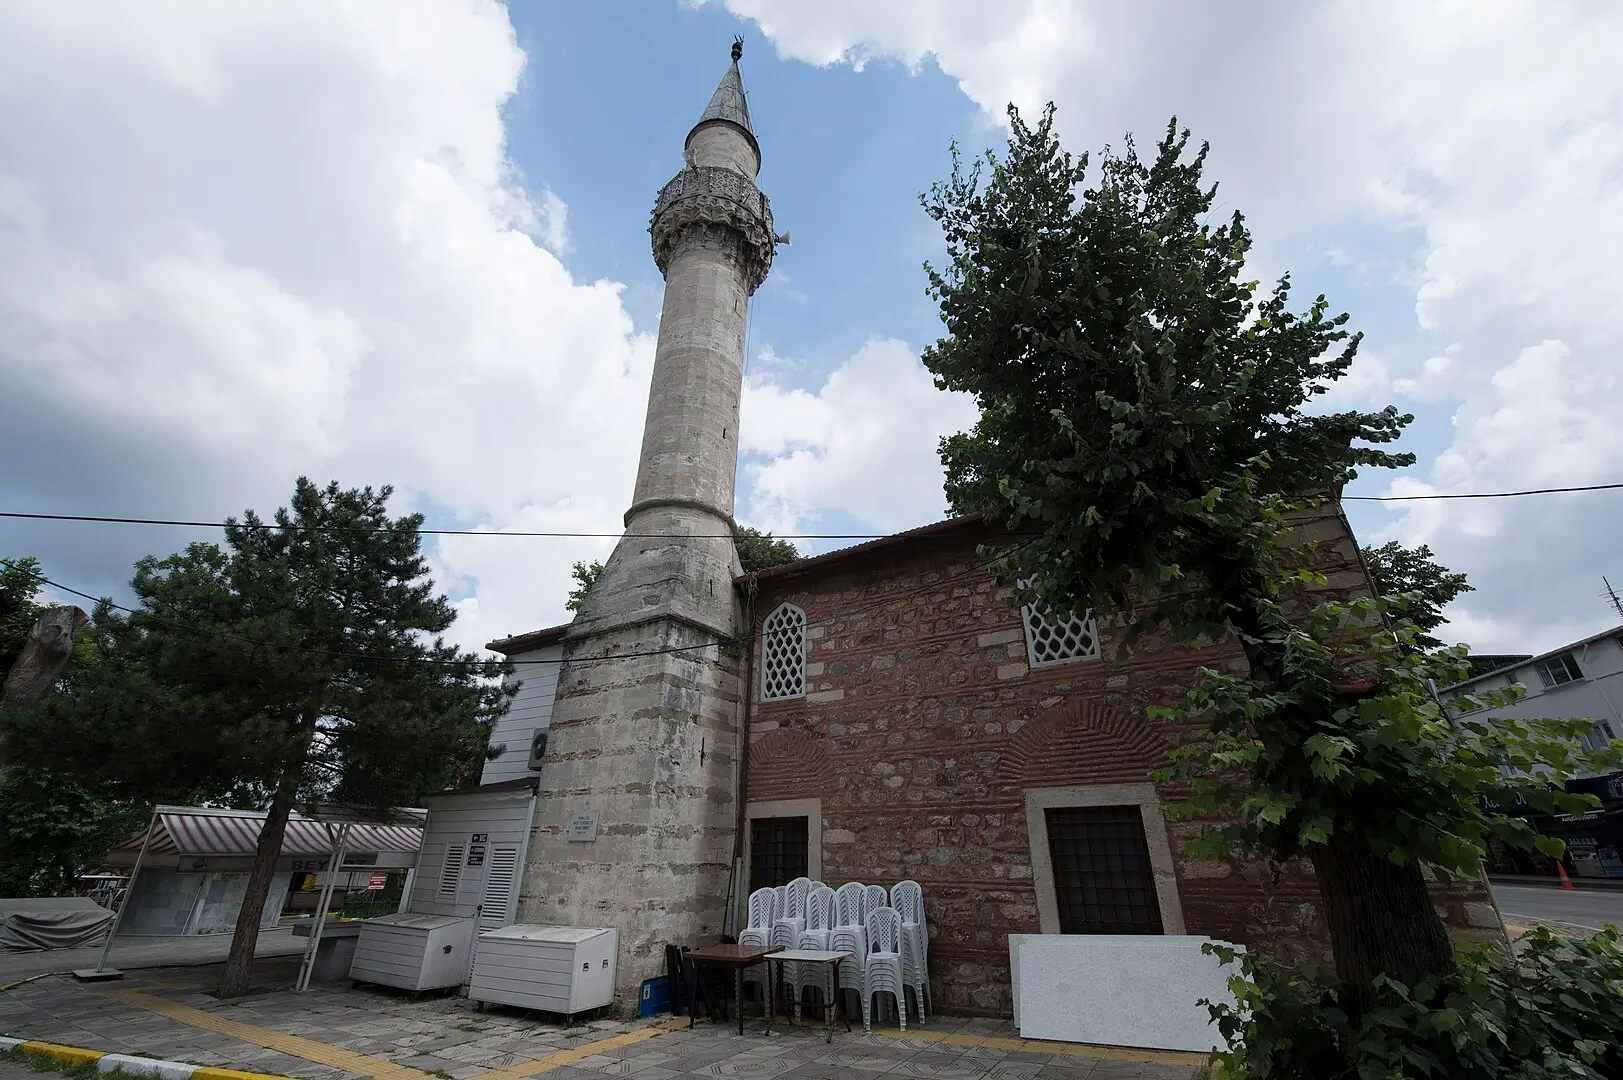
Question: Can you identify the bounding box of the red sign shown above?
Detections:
[367,872,388,891]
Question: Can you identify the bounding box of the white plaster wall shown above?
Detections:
[482,644,562,786]
[1450,635,1623,772]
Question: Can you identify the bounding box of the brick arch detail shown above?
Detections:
[998,700,1166,788]
[746,727,836,800]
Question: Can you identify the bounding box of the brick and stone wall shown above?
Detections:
[740,512,1501,1017]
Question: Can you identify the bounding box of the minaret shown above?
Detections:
[516,40,776,992]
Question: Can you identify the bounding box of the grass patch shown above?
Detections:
[1,1047,158,1080]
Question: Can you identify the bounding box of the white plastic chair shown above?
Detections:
[834,881,865,928]
[890,880,930,1021]
[770,919,802,1022]
[862,907,906,1033]
[747,887,779,930]
[829,923,867,1028]
[784,877,811,931]
[738,925,771,1013]
[861,884,888,923]
[798,885,837,1017]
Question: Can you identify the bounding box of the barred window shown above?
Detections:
[749,816,808,891]
[1022,597,1102,667]
[1045,805,1163,935]
[761,602,806,701]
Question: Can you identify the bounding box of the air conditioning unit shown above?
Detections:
[527,730,548,771]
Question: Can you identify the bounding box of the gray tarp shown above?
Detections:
[0,898,113,951]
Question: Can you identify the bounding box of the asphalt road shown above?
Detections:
[1492,883,1623,930]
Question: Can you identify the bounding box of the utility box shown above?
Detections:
[468,924,618,1017]
[349,912,476,992]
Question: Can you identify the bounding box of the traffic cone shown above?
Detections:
[1557,861,1577,890]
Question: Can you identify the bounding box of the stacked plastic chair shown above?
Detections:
[783,876,811,932]
[861,906,907,1033]
[861,884,888,924]
[738,888,779,1013]
[793,884,837,1019]
[890,880,930,1022]
[827,920,866,1027]
[834,881,865,929]
[770,918,801,1021]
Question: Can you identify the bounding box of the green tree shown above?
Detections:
[919,106,1614,1021]
[565,560,604,614]
[565,526,798,615]
[6,480,512,995]
[734,525,800,574]
[0,556,144,896]
[1361,540,1473,649]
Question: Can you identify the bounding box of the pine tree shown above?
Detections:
[8,479,512,996]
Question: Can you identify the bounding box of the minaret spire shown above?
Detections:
[685,36,759,174]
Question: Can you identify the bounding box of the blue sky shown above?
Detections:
[0,1,1619,657]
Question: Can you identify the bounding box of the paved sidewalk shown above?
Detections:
[0,954,1203,1079]
[0,928,305,982]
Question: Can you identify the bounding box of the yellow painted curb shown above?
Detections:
[469,1016,689,1080]
[19,1040,107,1067]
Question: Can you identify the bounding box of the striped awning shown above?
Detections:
[113,806,423,859]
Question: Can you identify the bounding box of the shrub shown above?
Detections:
[1205,927,1623,1079]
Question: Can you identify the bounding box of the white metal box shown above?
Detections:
[348,912,476,991]
[468,924,618,1016]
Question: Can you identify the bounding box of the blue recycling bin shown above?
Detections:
[639,975,671,1017]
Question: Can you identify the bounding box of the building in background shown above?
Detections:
[1445,627,1623,879]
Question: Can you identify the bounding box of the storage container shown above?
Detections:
[468,924,618,1016]
[348,912,476,991]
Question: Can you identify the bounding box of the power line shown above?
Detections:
[1342,481,1623,502]
[5,478,1621,539]
[0,510,888,540]
[4,560,728,668]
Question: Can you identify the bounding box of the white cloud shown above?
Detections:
[739,338,976,536]
[718,0,1623,655]
[0,0,650,656]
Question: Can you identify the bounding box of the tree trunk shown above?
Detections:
[1,605,87,709]
[216,778,297,998]
[1310,825,1456,1019]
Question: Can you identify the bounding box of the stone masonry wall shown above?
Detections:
[741,512,1501,1017]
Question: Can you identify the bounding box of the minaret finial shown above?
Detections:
[731,36,743,63]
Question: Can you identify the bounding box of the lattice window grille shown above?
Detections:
[761,603,806,700]
[1021,590,1102,668]
[1045,805,1164,935]
[438,844,465,901]
[478,847,519,930]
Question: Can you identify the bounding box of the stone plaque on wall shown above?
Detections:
[566,811,599,842]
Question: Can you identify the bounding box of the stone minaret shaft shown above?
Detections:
[516,42,774,991]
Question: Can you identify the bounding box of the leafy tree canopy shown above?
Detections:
[0,555,144,897]
[1361,540,1473,649]
[5,479,513,993]
[918,104,1619,1025]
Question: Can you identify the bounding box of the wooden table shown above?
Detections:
[763,949,853,1042]
[683,943,781,1036]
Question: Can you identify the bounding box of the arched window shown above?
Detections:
[1021,597,1102,668]
[760,603,807,701]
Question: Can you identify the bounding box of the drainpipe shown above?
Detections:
[727,576,759,937]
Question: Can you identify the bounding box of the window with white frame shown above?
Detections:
[1021,591,1102,667]
[1532,652,1582,689]
[760,602,806,700]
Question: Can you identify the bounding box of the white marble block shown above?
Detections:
[1011,934,1244,1053]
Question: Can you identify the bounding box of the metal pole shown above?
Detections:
[295,822,350,992]
[93,805,160,974]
